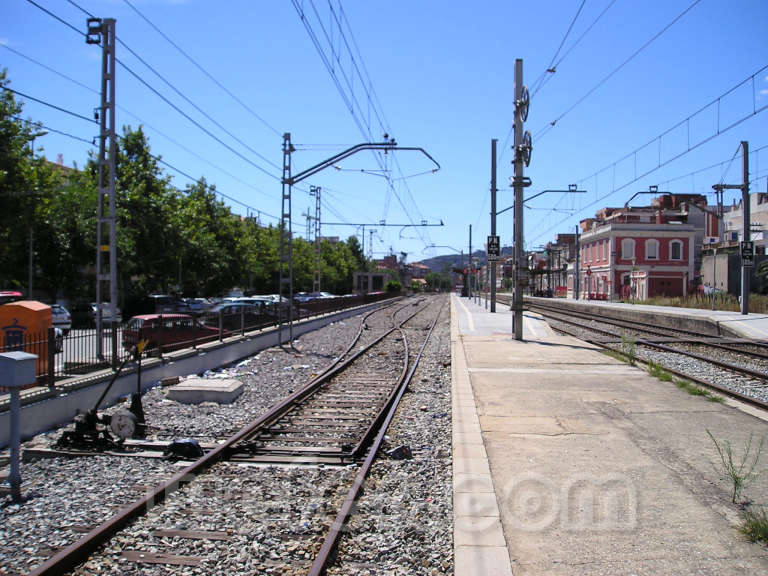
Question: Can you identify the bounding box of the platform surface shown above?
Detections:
[451,293,768,576]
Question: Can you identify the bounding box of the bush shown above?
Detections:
[385,280,402,293]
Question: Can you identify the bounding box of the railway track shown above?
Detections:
[498,296,768,409]
[26,295,446,575]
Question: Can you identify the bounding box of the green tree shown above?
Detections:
[756,260,768,294]
[173,178,244,296]
[346,234,366,271]
[0,68,51,291]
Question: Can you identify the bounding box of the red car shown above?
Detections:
[122,313,221,353]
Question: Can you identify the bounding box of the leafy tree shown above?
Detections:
[174,178,242,296]
[346,234,366,271]
[756,260,768,294]
[0,68,50,291]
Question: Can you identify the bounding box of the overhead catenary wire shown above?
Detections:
[527,71,768,245]
[529,0,586,99]
[26,0,283,183]
[121,0,282,138]
[534,0,703,143]
[292,0,436,251]
[499,0,619,168]
[2,42,274,200]
[10,113,291,226]
[2,86,97,125]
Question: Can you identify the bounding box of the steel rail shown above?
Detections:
[26,298,419,576]
[526,300,768,358]
[233,298,429,455]
[545,315,768,412]
[523,303,768,381]
[308,299,445,576]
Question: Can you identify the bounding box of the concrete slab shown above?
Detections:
[166,377,243,404]
[451,293,768,576]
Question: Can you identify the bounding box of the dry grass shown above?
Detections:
[623,293,768,314]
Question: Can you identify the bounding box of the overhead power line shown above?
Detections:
[527,62,768,244]
[26,0,282,183]
[121,0,282,138]
[2,86,97,125]
[9,113,290,225]
[2,42,273,200]
[292,0,435,250]
[529,0,586,99]
[534,0,703,142]
[500,0,618,166]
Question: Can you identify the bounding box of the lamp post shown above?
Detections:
[712,247,717,311]
[27,129,48,299]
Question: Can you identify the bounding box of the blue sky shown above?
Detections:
[2,0,767,264]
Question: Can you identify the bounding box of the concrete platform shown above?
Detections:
[166,377,243,404]
[451,293,768,576]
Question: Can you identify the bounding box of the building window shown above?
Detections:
[670,240,683,260]
[646,239,659,260]
[621,238,635,260]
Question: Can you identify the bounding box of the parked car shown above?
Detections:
[122,313,220,352]
[0,290,24,305]
[90,302,122,325]
[206,302,270,331]
[148,294,176,314]
[50,304,71,335]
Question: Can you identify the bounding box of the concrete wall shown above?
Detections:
[0,301,388,448]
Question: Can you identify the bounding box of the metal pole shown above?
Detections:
[490,138,497,312]
[278,133,294,345]
[90,18,117,360]
[468,225,472,299]
[9,387,21,502]
[574,224,580,300]
[513,59,525,340]
[741,140,750,315]
[28,226,33,299]
[712,247,717,310]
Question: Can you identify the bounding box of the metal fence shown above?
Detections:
[1,292,396,387]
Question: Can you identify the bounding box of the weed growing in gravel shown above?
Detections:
[621,334,636,366]
[740,506,768,543]
[707,429,765,504]
[647,362,722,402]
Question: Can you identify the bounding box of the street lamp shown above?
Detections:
[27,129,48,298]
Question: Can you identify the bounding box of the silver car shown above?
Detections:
[51,304,71,335]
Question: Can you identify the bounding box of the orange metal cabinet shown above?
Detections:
[0,300,52,380]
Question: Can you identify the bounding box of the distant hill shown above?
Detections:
[417,246,513,271]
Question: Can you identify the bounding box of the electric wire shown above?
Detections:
[11,115,95,146]
[292,0,435,250]
[19,115,290,226]
[115,37,281,172]
[717,142,743,187]
[531,0,619,100]
[1,42,274,200]
[529,0,586,99]
[657,143,768,189]
[500,0,618,167]
[26,0,283,183]
[1,43,97,95]
[1,86,97,125]
[534,0,703,142]
[121,0,282,138]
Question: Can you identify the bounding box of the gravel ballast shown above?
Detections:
[1,296,456,575]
